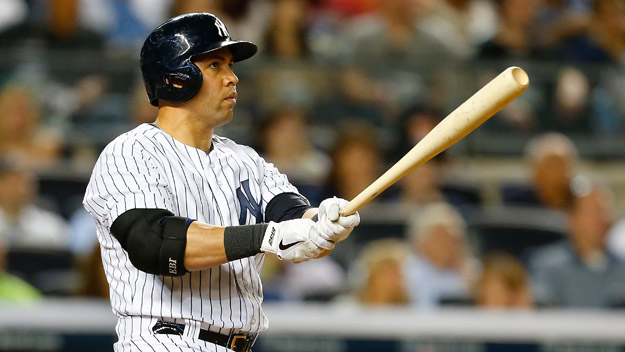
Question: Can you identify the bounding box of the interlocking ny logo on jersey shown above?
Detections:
[214,18,229,37]
[236,180,262,224]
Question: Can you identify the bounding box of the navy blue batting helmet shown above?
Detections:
[140,13,257,106]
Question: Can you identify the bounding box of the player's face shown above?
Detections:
[191,48,239,126]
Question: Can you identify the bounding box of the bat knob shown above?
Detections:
[328,205,340,222]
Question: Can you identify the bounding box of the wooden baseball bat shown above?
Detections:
[340,66,530,216]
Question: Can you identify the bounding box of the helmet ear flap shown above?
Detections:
[177,60,203,101]
[156,62,203,105]
[164,71,192,88]
[164,75,183,88]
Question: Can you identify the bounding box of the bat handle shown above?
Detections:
[312,205,356,221]
[338,203,357,217]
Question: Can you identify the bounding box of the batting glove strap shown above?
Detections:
[260,220,334,262]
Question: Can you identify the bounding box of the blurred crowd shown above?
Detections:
[1,0,625,313]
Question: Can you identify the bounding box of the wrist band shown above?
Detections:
[224,224,268,261]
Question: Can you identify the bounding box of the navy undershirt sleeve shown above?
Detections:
[265,192,313,222]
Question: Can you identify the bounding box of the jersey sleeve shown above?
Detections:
[83,138,175,229]
[237,146,301,215]
[259,158,301,212]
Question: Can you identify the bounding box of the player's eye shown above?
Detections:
[209,62,219,68]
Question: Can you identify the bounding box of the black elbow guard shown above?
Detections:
[111,209,191,276]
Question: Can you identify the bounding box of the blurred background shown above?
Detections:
[2,0,625,351]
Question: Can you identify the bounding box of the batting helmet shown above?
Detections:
[140,13,258,106]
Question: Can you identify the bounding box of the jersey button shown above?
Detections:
[251,318,256,325]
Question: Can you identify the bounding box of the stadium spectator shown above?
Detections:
[0,239,42,303]
[393,106,445,208]
[419,0,497,60]
[306,0,376,61]
[219,0,273,47]
[584,0,625,64]
[0,0,27,32]
[398,157,445,211]
[170,0,272,48]
[75,244,109,298]
[0,84,63,170]
[99,0,154,50]
[257,108,331,204]
[543,66,592,133]
[475,252,533,309]
[316,0,376,18]
[254,0,332,113]
[392,104,442,161]
[261,254,347,302]
[67,80,156,259]
[535,0,592,60]
[607,218,625,262]
[324,122,383,202]
[393,104,481,212]
[68,206,98,258]
[502,133,578,212]
[169,0,220,17]
[528,176,625,308]
[128,79,159,126]
[0,0,104,50]
[548,0,625,64]
[339,0,456,121]
[404,202,479,310]
[0,158,71,250]
[474,0,549,133]
[343,238,410,306]
[478,0,554,62]
[262,0,311,58]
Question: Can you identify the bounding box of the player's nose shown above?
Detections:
[224,69,239,87]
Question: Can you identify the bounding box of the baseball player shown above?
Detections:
[83,13,360,352]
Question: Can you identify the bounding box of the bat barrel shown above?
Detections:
[339,67,529,216]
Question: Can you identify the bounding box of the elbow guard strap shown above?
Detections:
[111,209,192,276]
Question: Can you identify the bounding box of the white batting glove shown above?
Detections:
[260,219,335,263]
[315,197,360,243]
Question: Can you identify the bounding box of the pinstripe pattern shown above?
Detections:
[83,123,298,350]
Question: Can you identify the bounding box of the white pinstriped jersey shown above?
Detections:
[83,123,299,343]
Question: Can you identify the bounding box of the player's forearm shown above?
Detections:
[184,222,229,271]
[184,221,268,271]
[301,208,319,219]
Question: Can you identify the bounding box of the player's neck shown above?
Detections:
[155,107,214,153]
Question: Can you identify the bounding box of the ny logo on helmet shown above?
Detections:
[214,18,229,38]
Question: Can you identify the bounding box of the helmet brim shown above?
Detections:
[212,40,258,62]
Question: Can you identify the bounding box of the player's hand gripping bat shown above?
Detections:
[340,66,530,216]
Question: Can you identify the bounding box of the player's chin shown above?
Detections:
[222,100,236,113]
[213,111,233,127]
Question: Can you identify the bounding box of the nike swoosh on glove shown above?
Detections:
[260,219,335,263]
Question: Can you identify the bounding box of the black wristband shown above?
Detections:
[224,224,268,261]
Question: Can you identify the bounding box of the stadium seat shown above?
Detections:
[466,205,568,261]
